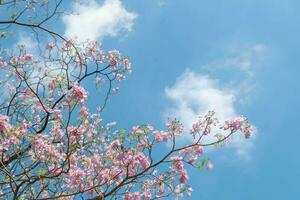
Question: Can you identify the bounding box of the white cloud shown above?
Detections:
[63,0,137,41]
[165,70,235,123]
[15,33,39,55]
[164,44,266,158]
[158,0,167,7]
[203,43,267,77]
[14,34,70,84]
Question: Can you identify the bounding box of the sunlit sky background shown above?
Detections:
[3,0,300,199]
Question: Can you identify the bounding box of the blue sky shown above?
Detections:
[2,0,300,199]
[63,0,300,199]
[99,0,300,199]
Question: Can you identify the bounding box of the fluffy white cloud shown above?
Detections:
[164,44,266,158]
[165,70,235,123]
[63,0,137,41]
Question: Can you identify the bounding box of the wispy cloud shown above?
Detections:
[203,43,267,77]
[164,43,266,158]
[14,33,39,54]
[63,0,137,41]
[158,0,167,7]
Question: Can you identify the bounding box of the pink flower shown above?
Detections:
[24,88,32,97]
[18,54,33,63]
[194,145,203,155]
[46,42,55,50]
[111,140,121,149]
[33,137,44,150]
[110,59,117,66]
[79,53,85,62]
[51,109,63,119]
[187,156,197,164]
[0,57,7,68]
[70,169,84,186]
[124,192,140,200]
[135,153,150,170]
[179,169,188,184]
[221,116,253,138]
[222,116,246,131]
[79,106,89,118]
[51,125,64,139]
[190,120,203,135]
[154,132,170,142]
[48,79,57,91]
[132,126,144,136]
[166,120,183,135]
[65,39,74,47]
[70,84,88,102]
[137,138,148,148]
[62,39,75,51]
[0,115,11,132]
[19,120,28,135]
[10,57,18,65]
[23,53,33,61]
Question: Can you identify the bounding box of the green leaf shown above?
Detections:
[38,168,46,176]
[119,129,126,135]
[119,137,125,143]
[4,175,9,182]
[196,157,208,170]
[214,142,222,148]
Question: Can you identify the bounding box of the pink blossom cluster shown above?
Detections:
[62,39,75,51]
[0,57,7,68]
[135,152,150,170]
[70,84,88,103]
[0,116,25,155]
[179,145,203,164]
[32,135,65,162]
[19,53,33,63]
[170,156,188,184]
[154,131,171,142]
[124,192,140,200]
[0,135,20,153]
[6,53,33,66]
[166,119,184,135]
[0,115,11,132]
[190,111,218,136]
[221,116,253,138]
[58,40,132,74]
